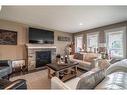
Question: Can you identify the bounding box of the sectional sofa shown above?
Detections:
[51,59,127,89]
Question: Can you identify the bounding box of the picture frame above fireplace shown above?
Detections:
[0,29,17,45]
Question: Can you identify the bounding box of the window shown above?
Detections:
[106,27,126,58]
[87,33,99,52]
[75,35,83,52]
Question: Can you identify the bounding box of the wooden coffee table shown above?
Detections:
[47,62,78,82]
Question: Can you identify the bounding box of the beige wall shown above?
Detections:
[0,19,27,60]
[0,19,72,60]
[73,21,127,57]
[54,31,72,54]
[74,21,127,43]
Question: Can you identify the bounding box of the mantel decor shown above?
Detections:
[57,36,70,41]
[0,29,17,45]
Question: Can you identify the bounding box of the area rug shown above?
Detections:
[10,68,86,89]
[10,69,51,89]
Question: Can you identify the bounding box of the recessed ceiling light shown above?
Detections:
[79,23,83,26]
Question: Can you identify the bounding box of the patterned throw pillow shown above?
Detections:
[93,69,105,86]
[76,69,105,89]
[73,53,83,60]
[84,53,97,62]
[76,73,96,89]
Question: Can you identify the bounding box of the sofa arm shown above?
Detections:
[80,68,102,78]
[4,79,27,89]
[105,59,127,75]
[0,60,11,66]
[51,77,71,89]
[77,68,105,89]
[0,79,27,89]
[91,58,98,68]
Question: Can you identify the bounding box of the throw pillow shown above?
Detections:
[93,69,105,86]
[73,53,83,60]
[73,53,78,59]
[84,53,97,62]
[76,69,105,89]
[76,73,96,89]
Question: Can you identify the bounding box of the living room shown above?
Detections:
[1,5,127,92]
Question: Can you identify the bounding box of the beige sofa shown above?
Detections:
[69,53,99,71]
[51,68,104,89]
[51,59,127,89]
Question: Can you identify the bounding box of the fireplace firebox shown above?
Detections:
[36,51,51,68]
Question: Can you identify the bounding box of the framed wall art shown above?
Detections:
[0,29,17,45]
[57,36,70,41]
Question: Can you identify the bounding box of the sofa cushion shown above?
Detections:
[95,72,127,89]
[51,77,71,89]
[73,53,83,60]
[0,67,11,78]
[84,53,98,62]
[69,55,74,60]
[76,73,96,89]
[93,69,105,86]
[76,68,105,89]
[72,59,91,65]
[65,77,80,89]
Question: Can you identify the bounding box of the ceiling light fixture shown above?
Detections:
[79,23,83,26]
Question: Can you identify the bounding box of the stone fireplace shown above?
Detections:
[26,44,56,71]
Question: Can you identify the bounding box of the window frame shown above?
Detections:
[74,35,83,53]
[105,27,126,58]
[86,32,99,51]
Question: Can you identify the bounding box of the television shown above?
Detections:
[29,27,54,44]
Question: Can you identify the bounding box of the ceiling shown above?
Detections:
[0,6,127,33]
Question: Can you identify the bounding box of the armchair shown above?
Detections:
[0,79,27,89]
[0,60,12,79]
